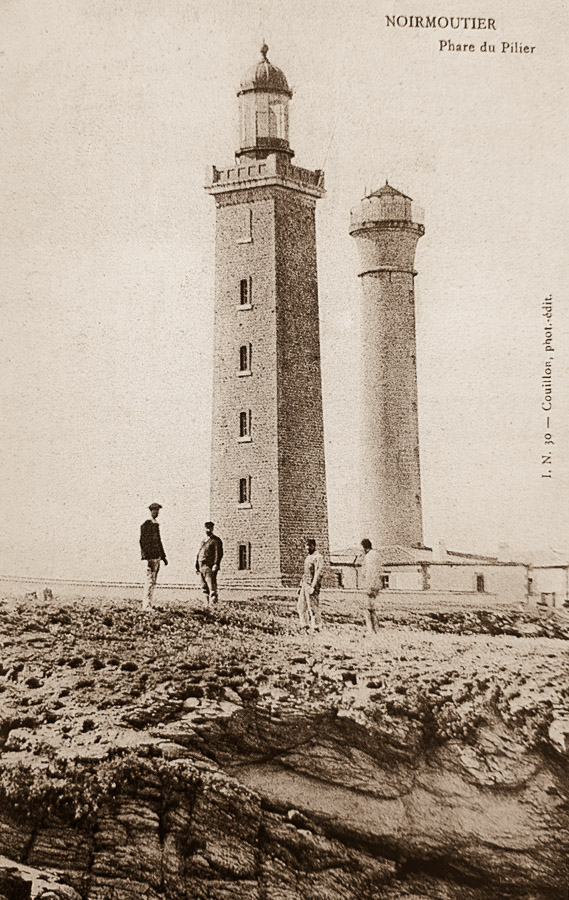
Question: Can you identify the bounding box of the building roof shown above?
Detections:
[331,545,432,566]
[368,182,412,201]
[525,550,569,567]
[239,43,292,97]
[446,549,499,563]
[330,545,526,567]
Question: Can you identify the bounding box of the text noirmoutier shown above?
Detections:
[386,15,536,54]
[386,15,496,29]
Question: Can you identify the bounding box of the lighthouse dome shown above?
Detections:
[239,43,292,97]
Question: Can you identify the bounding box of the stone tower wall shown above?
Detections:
[210,190,281,581]
[359,269,423,547]
[209,183,330,585]
[274,189,330,580]
[351,216,424,548]
[354,227,421,274]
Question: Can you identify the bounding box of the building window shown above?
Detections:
[238,542,251,571]
[237,207,253,244]
[269,99,287,139]
[239,410,252,442]
[239,343,252,374]
[239,476,251,506]
[239,277,253,310]
[381,573,390,590]
[476,574,485,593]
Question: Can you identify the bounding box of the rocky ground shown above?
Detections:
[1,593,569,899]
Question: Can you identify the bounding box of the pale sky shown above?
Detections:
[1,0,568,581]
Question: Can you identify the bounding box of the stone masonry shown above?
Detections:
[350,184,424,548]
[205,47,330,587]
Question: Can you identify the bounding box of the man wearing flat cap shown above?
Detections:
[140,503,168,609]
[195,521,223,606]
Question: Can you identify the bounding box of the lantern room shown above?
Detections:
[237,43,294,161]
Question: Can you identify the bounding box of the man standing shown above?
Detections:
[140,503,168,610]
[298,539,325,634]
[359,538,383,633]
[196,521,223,606]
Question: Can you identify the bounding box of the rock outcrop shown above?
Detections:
[1,596,569,898]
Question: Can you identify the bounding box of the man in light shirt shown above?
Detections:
[359,538,383,633]
[298,539,325,634]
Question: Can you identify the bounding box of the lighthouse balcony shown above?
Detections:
[349,195,424,233]
[205,155,325,197]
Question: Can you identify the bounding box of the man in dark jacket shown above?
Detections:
[195,521,223,606]
[140,503,168,609]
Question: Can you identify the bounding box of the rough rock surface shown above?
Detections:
[1,594,569,899]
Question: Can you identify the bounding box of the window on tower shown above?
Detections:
[256,100,269,139]
[268,99,287,139]
[239,476,251,506]
[238,542,251,571]
[238,410,252,442]
[237,208,253,244]
[239,343,252,375]
[238,276,253,309]
[239,277,253,308]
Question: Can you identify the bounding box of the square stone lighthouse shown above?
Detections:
[205,44,330,587]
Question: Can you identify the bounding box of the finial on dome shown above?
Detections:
[261,42,269,59]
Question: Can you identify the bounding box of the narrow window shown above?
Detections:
[239,410,252,440]
[476,574,485,593]
[239,476,251,504]
[381,573,390,590]
[238,542,251,571]
[239,343,252,373]
[239,276,253,308]
[237,207,253,243]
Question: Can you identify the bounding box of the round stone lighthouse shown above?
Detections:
[349,183,425,548]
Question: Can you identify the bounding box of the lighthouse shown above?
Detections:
[349,184,425,548]
[205,45,330,586]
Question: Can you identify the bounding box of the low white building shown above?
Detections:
[330,544,551,606]
[526,552,569,607]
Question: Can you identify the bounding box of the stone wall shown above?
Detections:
[209,179,329,587]
[428,562,529,603]
[358,269,423,548]
[351,198,424,550]
[275,189,329,581]
[211,188,281,582]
